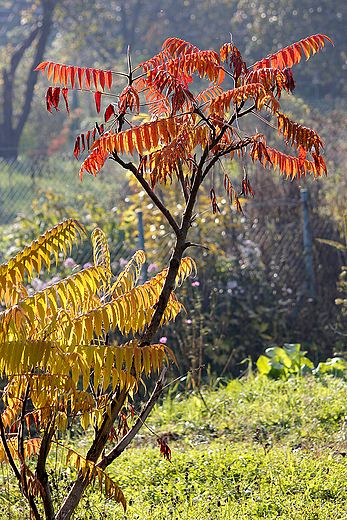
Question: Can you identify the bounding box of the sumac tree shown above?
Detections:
[1,34,330,519]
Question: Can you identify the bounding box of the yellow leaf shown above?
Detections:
[142,346,151,376]
[56,411,68,431]
[80,411,90,430]
[102,347,114,392]
[125,346,134,375]
[115,346,124,373]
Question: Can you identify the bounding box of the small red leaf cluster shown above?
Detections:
[224,174,243,212]
[73,124,104,159]
[157,435,172,462]
[46,87,69,113]
[35,62,113,91]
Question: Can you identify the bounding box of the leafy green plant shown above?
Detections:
[0,189,135,274]
[256,344,314,379]
[313,356,347,377]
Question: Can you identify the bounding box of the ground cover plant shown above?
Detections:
[0,32,332,519]
[2,375,347,519]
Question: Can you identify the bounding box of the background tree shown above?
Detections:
[0,0,58,158]
[233,0,347,98]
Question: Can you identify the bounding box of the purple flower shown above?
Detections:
[148,263,158,273]
[83,262,94,269]
[191,281,200,287]
[64,257,75,268]
[185,319,192,324]
[119,258,128,267]
[159,337,167,344]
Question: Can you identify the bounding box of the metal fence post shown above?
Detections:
[301,188,314,301]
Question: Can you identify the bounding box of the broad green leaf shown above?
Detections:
[256,355,271,375]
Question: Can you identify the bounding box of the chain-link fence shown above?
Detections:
[0,154,344,358]
[1,155,343,291]
[247,192,344,307]
[0,155,138,266]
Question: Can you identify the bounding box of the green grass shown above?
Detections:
[2,375,347,519]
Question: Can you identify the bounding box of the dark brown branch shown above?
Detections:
[111,154,181,236]
[177,158,189,204]
[0,414,41,520]
[18,382,30,497]
[127,45,132,84]
[36,421,56,520]
[201,137,253,182]
[56,386,128,520]
[0,414,21,482]
[184,242,209,251]
[138,137,206,347]
[97,368,166,470]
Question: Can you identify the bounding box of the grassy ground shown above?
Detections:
[2,375,347,519]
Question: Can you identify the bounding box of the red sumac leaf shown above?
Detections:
[157,436,171,462]
[34,61,49,73]
[53,63,60,85]
[85,68,91,90]
[210,188,221,214]
[73,136,81,159]
[99,69,105,90]
[52,87,60,111]
[95,91,102,114]
[47,62,54,81]
[60,65,68,87]
[298,146,306,170]
[77,67,84,89]
[92,69,99,90]
[46,87,53,113]
[25,415,31,438]
[104,104,115,122]
[86,130,91,149]
[67,66,75,89]
[105,70,113,89]
[284,68,296,93]
[61,88,69,113]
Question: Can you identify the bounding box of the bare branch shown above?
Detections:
[97,368,166,470]
[110,153,181,236]
[36,421,56,520]
[177,158,190,204]
[0,414,41,520]
[184,242,209,251]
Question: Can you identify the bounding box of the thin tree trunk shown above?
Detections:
[55,144,205,519]
[55,370,166,520]
[0,0,57,159]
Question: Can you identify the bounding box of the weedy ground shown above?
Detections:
[2,375,347,519]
